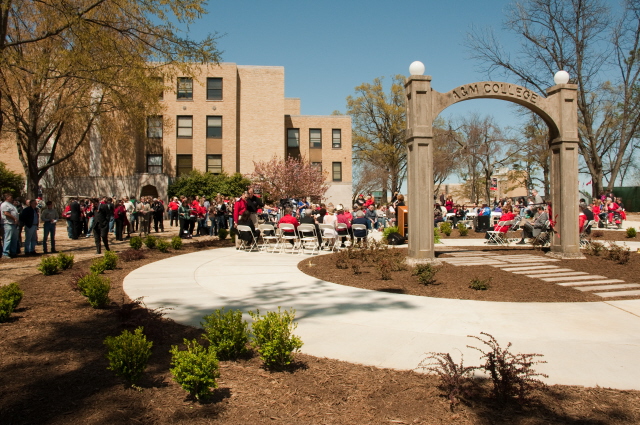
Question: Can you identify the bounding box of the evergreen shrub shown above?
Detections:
[0,298,14,322]
[440,222,452,236]
[218,228,228,240]
[104,327,153,385]
[626,227,637,238]
[457,222,469,236]
[170,339,219,401]
[201,308,250,360]
[0,282,23,310]
[249,307,303,370]
[57,253,75,270]
[78,273,111,308]
[103,251,118,270]
[37,256,60,275]
[156,239,170,253]
[143,235,157,249]
[171,236,182,250]
[90,258,107,274]
[129,236,143,250]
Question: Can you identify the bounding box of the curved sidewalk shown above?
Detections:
[123,247,640,390]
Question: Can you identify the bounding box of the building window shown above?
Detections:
[206,116,222,138]
[207,154,222,174]
[177,116,192,138]
[177,77,193,99]
[311,162,322,173]
[332,129,341,148]
[310,129,321,149]
[332,162,342,182]
[176,155,193,177]
[147,154,163,174]
[207,78,222,100]
[287,128,299,147]
[147,116,163,138]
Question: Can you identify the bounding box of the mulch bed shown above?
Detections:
[299,247,640,302]
[440,228,638,242]
[1,242,640,424]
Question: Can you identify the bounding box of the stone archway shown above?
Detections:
[405,76,581,262]
[140,184,159,199]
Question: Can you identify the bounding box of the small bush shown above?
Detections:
[351,262,361,275]
[171,236,183,250]
[218,228,228,240]
[201,308,250,360]
[143,235,157,249]
[0,298,14,323]
[249,307,303,370]
[37,256,60,276]
[376,258,393,280]
[90,258,107,274]
[170,339,219,401]
[57,253,74,270]
[434,228,441,244]
[457,222,469,237]
[417,352,477,409]
[0,282,23,310]
[118,249,146,262]
[469,277,491,290]
[468,332,547,402]
[69,272,90,292]
[103,250,118,270]
[439,222,452,237]
[382,226,399,243]
[78,273,111,308]
[104,327,153,385]
[156,238,170,253]
[607,242,631,265]
[626,227,637,238]
[413,263,439,285]
[129,235,143,250]
[586,241,605,256]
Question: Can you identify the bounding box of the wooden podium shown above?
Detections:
[397,206,408,237]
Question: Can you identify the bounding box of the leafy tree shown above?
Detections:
[0,0,220,198]
[467,0,640,197]
[0,161,23,196]
[250,155,328,202]
[168,170,252,200]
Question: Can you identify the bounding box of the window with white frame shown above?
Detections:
[332,129,341,148]
[206,116,222,138]
[310,129,321,148]
[207,154,222,174]
[332,162,342,182]
[177,116,192,138]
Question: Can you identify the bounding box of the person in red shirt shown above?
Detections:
[278,207,300,246]
[168,197,179,227]
[233,192,248,248]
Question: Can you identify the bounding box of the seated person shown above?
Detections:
[453,205,466,227]
[484,206,516,241]
[516,206,549,244]
[299,208,322,245]
[434,206,444,226]
[278,207,299,244]
[578,203,594,234]
[478,204,491,216]
[351,211,369,242]
[237,210,260,243]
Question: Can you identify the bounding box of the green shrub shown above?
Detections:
[78,273,111,308]
[201,308,250,360]
[413,263,439,285]
[103,251,118,270]
[104,327,153,385]
[37,256,60,276]
[249,307,303,370]
[90,258,107,274]
[156,239,170,253]
[143,235,157,249]
[129,236,143,250]
[457,222,469,237]
[626,227,637,238]
[57,253,74,270]
[218,228,228,240]
[382,226,399,243]
[0,282,23,310]
[171,236,183,250]
[170,339,220,401]
[439,222,452,237]
[0,297,14,323]
[469,277,491,290]
[434,228,441,244]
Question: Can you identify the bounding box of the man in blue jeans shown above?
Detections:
[1,192,19,258]
[19,199,40,255]
[41,200,59,253]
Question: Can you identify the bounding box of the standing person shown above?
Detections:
[168,197,180,227]
[41,200,58,253]
[1,193,19,258]
[93,197,113,254]
[85,198,95,238]
[215,196,226,235]
[69,197,82,239]
[125,196,136,234]
[137,197,151,236]
[152,198,165,233]
[19,199,40,255]
[178,196,191,238]
[113,199,128,241]
[14,197,25,254]
[63,199,73,239]
[233,192,248,248]
[245,187,263,227]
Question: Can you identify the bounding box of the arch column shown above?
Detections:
[405,75,439,264]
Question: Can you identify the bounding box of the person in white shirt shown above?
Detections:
[1,193,19,258]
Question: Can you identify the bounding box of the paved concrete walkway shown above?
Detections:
[124,246,640,391]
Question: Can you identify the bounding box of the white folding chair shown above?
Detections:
[335,223,351,248]
[236,225,258,251]
[278,223,299,254]
[318,223,337,251]
[258,223,279,252]
[351,224,368,245]
[580,219,596,248]
[485,220,512,246]
[297,224,319,255]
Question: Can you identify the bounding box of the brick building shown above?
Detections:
[0,63,352,206]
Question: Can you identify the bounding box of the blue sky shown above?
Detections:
[185,0,532,122]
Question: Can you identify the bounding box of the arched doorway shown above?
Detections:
[140,184,159,199]
[405,76,581,262]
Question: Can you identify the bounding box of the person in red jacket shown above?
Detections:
[233,191,248,248]
[278,207,300,246]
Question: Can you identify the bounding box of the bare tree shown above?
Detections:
[468,0,640,197]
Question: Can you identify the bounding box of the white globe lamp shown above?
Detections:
[409,61,425,76]
[554,70,570,85]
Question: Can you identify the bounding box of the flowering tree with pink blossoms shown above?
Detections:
[250,155,329,202]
